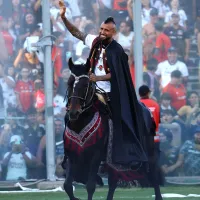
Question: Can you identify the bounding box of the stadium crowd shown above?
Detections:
[0,0,200,181]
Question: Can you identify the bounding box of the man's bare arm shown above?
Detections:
[59,0,87,41]
[61,16,87,41]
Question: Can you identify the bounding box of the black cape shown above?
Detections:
[105,40,149,166]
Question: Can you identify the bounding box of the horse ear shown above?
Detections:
[85,58,91,73]
[68,57,74,70]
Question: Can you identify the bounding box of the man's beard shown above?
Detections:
[99,34,112,45]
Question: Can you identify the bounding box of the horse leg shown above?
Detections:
[86,150,102,200]
[152,167,163,200]
[106,170,117,200]
[63,160,79,200]
[154,184,163,200]
[149,162,163,200]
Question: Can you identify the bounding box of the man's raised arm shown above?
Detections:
[59,0,87,41]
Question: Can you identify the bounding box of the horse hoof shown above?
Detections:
[155,197,163,200]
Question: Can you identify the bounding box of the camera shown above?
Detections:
[26,36,39,52]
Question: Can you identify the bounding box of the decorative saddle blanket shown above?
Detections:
[64,112,104,155]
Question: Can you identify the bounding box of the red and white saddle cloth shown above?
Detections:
[64,112,104,155]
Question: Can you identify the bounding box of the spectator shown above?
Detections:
[50,0,72,21]
[162,70,186,111]
[74,47,90,64]
[141,0,152,27]
[187,111,200,140]
[153,22,171,63]
[22,24,42,66]
[23,107,44,156]
[0,16,8,61]
[57,68,70,97]
[75,23,96,58]
[165,0,187,28]
[6,107,24,137]
[115,20,134,50]
[65,0,81,17]
[98,0,112,25]
[155,47,189,88]
[128,0,153,27]
[1,135,35,181]
[70,16,93,53]
[53,117,65,179]
[0,62,16,109]
[14,24,41,67]
[153,0,171,19]
[178,91,200,122]
[19,12,37,44]
[127,0,133,20]
[112,0,129,26]
[143,58,160,100]
[15,66,34,114]
[159,127,179,176]
[139,85,160,131]
[0,18,14,58]
[164,13,190,61]
[51,15,65,35]
[143,8,158,61]
[53,82,66,116]
[34,80,66,115]
[7,17,18,53]
[33,0,42,24]
[168,127,200,176]
[0,124,13,157]
[52,31,65,84]
[160,92,177,117]
[160,109,182,147]
[36,117,64,178]
[81,0,99,25]
[11,0,26,27]
[194,12,200,59]
[34,79,45,112]
[5,65,16,80]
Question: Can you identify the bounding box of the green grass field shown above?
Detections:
[1,186,200,200]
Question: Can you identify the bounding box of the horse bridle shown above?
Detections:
[67,72,96,114]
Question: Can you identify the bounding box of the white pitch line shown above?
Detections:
[79,197,151,199]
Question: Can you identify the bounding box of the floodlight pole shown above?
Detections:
[42,0,56,181]
[133,0,143,95]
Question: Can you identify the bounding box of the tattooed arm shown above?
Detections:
[59,0,87,42]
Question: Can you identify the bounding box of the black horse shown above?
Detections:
[63,58,109,200]
[63,58,163,200]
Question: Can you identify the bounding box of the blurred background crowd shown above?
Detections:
[0,0,200,182]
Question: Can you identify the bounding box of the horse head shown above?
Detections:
[67,58,95,121]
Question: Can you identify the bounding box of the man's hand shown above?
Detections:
[58,0,86,41]
[90,73,99,82]
[165,165,176,173]
[59,0,66,18]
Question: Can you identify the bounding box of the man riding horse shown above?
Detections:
[60,0,148,169]
[59,1,163,200]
